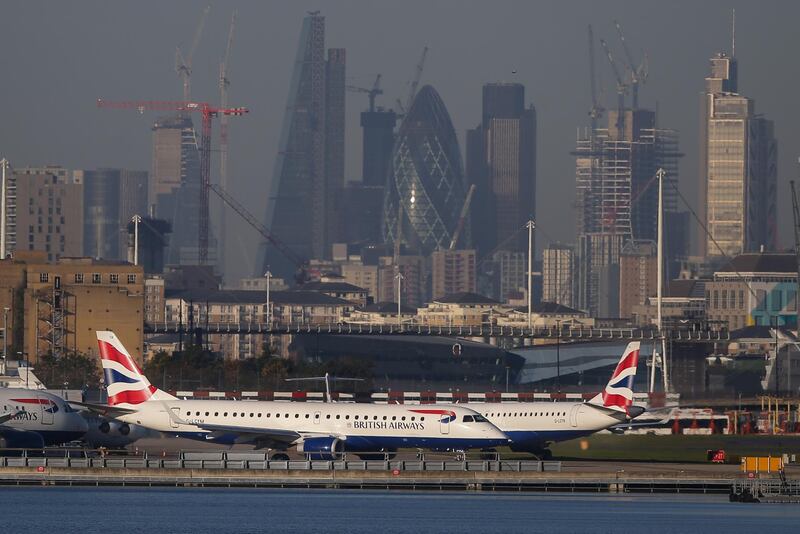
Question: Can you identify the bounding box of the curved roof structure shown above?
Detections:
[382,85,467,255]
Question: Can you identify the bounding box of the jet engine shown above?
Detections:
[297,437,343,460]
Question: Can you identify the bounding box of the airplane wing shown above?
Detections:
[0,410,21,425]
[69,401,137,419]
[194,423,302,445]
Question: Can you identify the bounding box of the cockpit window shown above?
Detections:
[462,415,475,422]
[472,414,488,423]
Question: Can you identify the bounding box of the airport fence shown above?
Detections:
[0,450,561,473]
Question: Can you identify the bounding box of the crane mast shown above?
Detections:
[599,38,627,132]
[219,10,237,273]
[587,25,604,132]
[404,46,429,113]
[613,20,647,110]
[175,5,210,102]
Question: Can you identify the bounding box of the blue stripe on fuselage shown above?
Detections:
[170,432,507,450]
[504,429,597,450]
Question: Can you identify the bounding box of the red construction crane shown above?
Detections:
[97,99,248,264]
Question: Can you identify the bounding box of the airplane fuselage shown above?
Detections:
[0,389,88,446]
[473,402,628,452]
[116,399,508,452]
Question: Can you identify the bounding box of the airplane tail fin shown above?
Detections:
[589,341,640,413]
[96,331,176,406]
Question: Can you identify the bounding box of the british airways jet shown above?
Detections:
[472,342,644,459]
[79,331,509,459]
[0,388,88,448]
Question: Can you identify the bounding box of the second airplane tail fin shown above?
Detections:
[96,330,176,406]
[589,341,640,414]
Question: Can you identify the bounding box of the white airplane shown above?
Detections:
[79,331,510,459]
[472,342,644,458]
[0,388,88,448]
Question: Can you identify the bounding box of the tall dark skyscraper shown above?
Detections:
[361,109,397,187]
[466,83,536,256]
[382,85,467,256]
[258,13,345,278]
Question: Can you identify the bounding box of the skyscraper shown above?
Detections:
[258,13,345,278]
[80,168,121,260]
[700,53,777,258]
[466,83,536,256]
[382,85,467,256]
[361,109,397,187]
[150,115,215,267]
[573,109,682,316]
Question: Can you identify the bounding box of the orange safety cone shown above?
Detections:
[672,415,681,434]
[691,418,699,430]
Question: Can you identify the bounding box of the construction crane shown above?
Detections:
[218,10,238,270]
[587,25,604,132]
[175,5,211,102]
[613,20,648,110]
[449,184,476,250]
[346,74,383,112]
[599,38,627,132]
[209,183,309,284]
[790,181,800,313]
[405,46,429,113]
[395,46,429,117]
[97,99,248,265]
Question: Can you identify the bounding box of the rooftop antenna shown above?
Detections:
[731,8,736,57]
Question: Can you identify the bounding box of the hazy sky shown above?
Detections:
[1,1,797,281]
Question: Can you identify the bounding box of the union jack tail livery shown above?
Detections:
[589,342,640,413]
[97,331,175,406]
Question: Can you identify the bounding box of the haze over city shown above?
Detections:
[0,0,796,280]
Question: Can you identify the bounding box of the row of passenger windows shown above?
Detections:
[186,410,426,422]
[485,411,567,418]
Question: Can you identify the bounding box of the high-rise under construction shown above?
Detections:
[257,13,345,279]
[573,109,683,316]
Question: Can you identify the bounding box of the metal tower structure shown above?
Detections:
[97,99,248,264]
[218,10,237,274]
[35,276,75,359]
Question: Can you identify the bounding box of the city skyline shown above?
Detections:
[0,1,797,282]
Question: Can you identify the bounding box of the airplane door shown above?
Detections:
[169,407,181,428]
[314,411,321,425]
[440,416,450,434]
[569,405,583,428]
[37,394,54,425]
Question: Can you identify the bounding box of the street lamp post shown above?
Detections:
[2,306,9,375]
[264,270,272,327]
[132,214,142,266]
[526,220,535,331]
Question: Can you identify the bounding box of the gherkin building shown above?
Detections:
[382,85,468,255]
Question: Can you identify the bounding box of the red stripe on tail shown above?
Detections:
[98,340,139,373]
